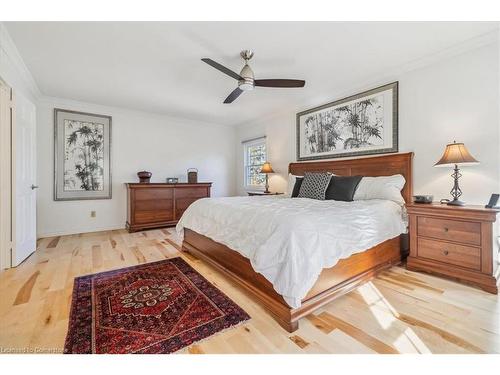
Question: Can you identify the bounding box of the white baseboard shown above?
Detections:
[37,224,125,239]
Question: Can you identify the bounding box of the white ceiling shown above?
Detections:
[5,22,499,126]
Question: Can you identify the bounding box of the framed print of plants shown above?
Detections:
[296,82,398,161]
[54,108,112,200]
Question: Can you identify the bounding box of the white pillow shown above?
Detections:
[353,174,406,205]
[287,173,303,196]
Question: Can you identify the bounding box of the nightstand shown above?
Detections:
[407,203,499,293]
[247,191,284,196]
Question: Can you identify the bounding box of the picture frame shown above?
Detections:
[296,82,398,161]
[54,108,112,201]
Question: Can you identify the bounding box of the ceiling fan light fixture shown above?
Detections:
[238,63,255,91]
[238,78,255,91]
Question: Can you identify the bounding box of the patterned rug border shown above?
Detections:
[72,257,182,280]
[64,257,251,354]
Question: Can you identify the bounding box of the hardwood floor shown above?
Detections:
[0,228,499,354]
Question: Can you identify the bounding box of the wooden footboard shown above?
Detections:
[182,228,402,332]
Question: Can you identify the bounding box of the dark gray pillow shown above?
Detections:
[291,177,303,198]
[297,172,332,200]
[325,175,362,201]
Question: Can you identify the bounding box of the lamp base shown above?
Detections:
[447,165,465,207]
[264,174,270,193]
[447,199,465,206]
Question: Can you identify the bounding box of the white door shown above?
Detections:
[14,92,36,266]
[0,80,13,269]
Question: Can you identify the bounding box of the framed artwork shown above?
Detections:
[54,108,112,200]
[296,82,398,161]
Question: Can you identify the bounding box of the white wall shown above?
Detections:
[37,97,236,237]
[236,42,500,207]
[0,23,39,102]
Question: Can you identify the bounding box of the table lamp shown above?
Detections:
[434,141,479,206]
[260,162,275,193]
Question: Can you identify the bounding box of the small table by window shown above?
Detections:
[247,191,284,196]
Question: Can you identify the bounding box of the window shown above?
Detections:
[243,137,267,189]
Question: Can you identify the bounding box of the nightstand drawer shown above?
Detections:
[417,237,481,270]
[417,216,481,246]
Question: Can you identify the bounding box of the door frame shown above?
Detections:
[0,77,15,270]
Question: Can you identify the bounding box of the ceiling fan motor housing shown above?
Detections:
[238,64,255,91]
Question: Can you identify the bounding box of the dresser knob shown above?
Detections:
[443,250,449,255]
[443,227,449,232]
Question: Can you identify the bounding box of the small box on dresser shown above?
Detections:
[125,182,211,232]
[407,203,499,293]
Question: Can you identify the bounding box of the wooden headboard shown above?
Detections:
[288,152,414,203]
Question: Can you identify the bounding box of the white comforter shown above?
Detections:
[176,196,406,308]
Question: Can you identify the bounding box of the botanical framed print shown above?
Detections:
[54,109,112,200]
[296,82,398,161]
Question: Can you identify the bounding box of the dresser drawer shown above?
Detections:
[417,237,481,270]
[134,210,173,224]
[134,199,173,212]
[135,187,173,201]
[417,216,481,246]
[175,187,208,199]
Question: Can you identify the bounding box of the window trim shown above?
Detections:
[243,137,267,191]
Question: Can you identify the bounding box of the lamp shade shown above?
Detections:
[434,142,479,167]
[260,161,275,174]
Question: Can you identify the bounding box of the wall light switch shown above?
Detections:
[91,211,96,218]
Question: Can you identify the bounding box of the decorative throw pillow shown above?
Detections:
[325,175,362,201]
[287,173,303,195]
[353,174,406,205]
[297,172,332,200]
[291,177,304,198]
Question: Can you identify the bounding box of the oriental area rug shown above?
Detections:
[64,257,250,354]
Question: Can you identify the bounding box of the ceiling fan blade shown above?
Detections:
[254,79,305,88]
[201,58,243,81]
[223,87,243,104]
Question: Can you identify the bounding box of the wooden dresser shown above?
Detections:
[125,183,211,232]
[407,203,499,293]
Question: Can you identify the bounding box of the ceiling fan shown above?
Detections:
[201,50,306,104]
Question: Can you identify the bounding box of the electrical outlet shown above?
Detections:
[90,211,96,218]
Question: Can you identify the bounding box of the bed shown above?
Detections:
[178,152,413,332]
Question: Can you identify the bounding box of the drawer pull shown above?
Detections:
[443,227,449,232]
[443,250,449,256]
